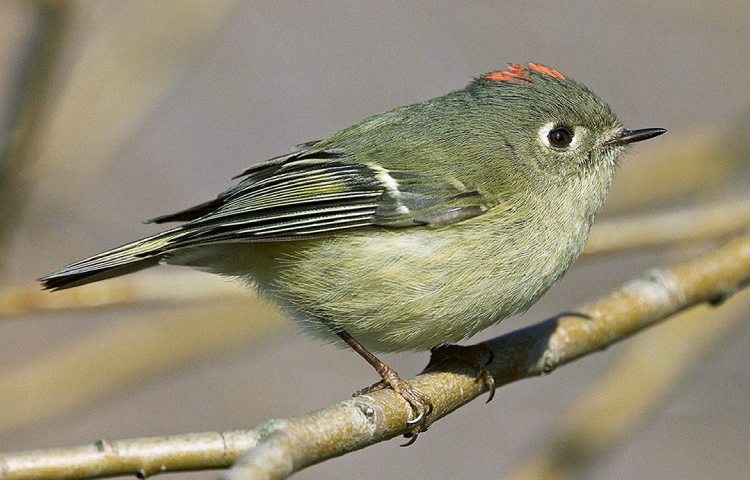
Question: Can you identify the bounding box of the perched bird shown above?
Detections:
[41,63,665,430]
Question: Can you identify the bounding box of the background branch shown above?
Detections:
[585,196,750,255]
[603,124,750,215]
[3,232,749,480]
[0,1,69,254]
[0,271,243,318]
[506,293,750,480]
[0,300,289,434]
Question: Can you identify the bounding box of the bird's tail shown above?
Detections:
[39,228,182,291]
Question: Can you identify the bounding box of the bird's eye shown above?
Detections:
[547,126,573,148]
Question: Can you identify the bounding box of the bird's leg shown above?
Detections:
[427,344,496,402]
[333,328,433,430]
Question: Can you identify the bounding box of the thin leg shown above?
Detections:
[334,329,433,429]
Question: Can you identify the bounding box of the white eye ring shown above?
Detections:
[539,122,580,150]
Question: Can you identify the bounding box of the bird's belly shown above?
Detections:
[210,219,583,352]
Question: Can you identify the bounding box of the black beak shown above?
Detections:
[603,127,666,147]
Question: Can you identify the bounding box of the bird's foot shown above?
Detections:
[557,310,592,320]
[332,327,432,444]
[354,365,433,445]
[428,343,496,403]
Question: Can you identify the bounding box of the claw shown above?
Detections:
[400,432,419,447]
[335,327,433,437]
[406,410,425,426]
[354,379,388,397]
[353,366,433,439]
[429,344,496,402]
[559,310,592,320]
[394,380,432,430]
[483,371,496,403]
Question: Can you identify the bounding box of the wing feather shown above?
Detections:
[147,148,494,251]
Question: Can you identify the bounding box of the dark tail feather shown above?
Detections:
[39,229,181,291]
[40,257,161,291]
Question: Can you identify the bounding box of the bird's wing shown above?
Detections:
[150,147,494,248]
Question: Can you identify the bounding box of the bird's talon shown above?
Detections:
[559,310,592,320]
[428,343,495,401]
[354,379,388,397]
[353,363,433,433]
[406,410,425,425]
[400,432,419,447]
[484,373,496,403]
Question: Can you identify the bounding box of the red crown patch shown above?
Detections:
[486,63,565,84]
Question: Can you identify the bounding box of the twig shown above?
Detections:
[0,300,288,434]
[0,2,69,252]
[586,196,750,255]
[0,431,259,480]
[0,271,243,318]
[604,125,748,214]
[2,232,749,480]
[505,293,749,480]
[27,0,240,213]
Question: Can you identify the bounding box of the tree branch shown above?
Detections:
[2,233,749,480]
[0,431,259,480]
[0,2,70,253]
[585,196,750,255]
[506,293,750,480]
[0,271,243,318]
[0,300,288,434]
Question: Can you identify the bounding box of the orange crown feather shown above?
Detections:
[485,63,565,84]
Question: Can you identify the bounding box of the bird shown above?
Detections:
[41,62,665,431]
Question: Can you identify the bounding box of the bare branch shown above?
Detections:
[0,2,70,252]
[0,271,243,318]
[586,196,750,255]
[0,300,288,434]
[2,233,749,480]
[1,431,259,479]
[506,294,750,480]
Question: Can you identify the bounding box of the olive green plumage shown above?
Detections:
[41,63,663,352]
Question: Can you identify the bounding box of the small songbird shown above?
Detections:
[41,63,665,428]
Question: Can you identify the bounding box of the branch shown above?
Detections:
[603,123,750,214]
[2,233,749,480]
[28,0,241,208]
[506,293,750,480]
[586,196,750,255]
[0,271,243,318]
[0,300,288,434]
[1,431,259,479]
[224,232,750,480]
[0,2,70,252]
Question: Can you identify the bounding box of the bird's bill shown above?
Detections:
[603,127,666,146]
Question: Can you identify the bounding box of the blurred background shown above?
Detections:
[1,1,748,479]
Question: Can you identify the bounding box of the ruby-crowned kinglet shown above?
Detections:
[41,63,665,427]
